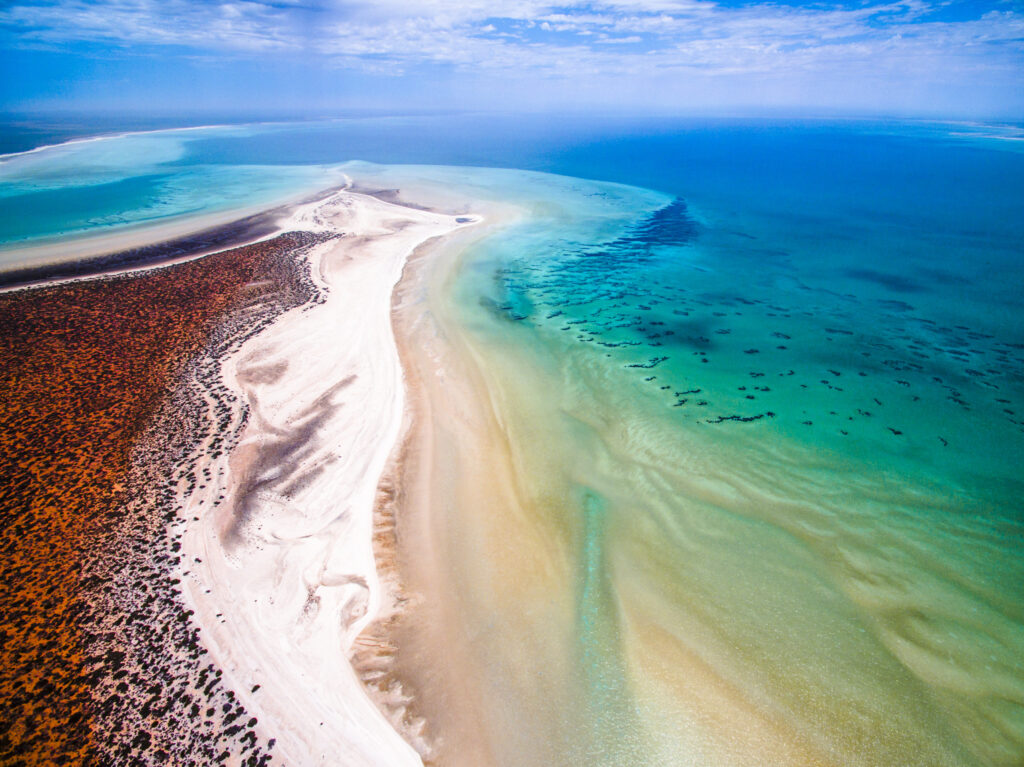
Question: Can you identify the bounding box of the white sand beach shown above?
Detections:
[172,188,479,765]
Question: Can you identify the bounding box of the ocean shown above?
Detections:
[2,115,1022,765]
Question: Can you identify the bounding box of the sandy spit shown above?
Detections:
[174,188,477,766]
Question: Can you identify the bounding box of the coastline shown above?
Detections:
[382,207,597,767]
[2,123,1022,766]
[0,122,240,162]
[362,213,523,765]
[3,153,1021,765]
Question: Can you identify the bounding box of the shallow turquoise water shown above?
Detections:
[2,118,1022,764]
[0,125,341,255]
[436,157,1024,763]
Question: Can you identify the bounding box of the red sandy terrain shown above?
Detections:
[0,232,326,765]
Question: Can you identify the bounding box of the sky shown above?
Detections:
[1,0,1022,119]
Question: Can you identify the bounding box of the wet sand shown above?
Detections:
[382,213,593,767]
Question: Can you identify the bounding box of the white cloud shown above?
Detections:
[1,0,1021,89]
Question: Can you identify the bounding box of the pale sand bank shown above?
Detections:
[172,187,485,765]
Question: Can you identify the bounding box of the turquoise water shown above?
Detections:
[437,164,1024,764]
[373,156,1023,764]
[2,117,1022,764]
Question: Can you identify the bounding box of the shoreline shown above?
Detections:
[3,128,1022,765]
[381,224,508,766]
[0,122,240,162]
[382,202,593,767]
[356,214,520,764]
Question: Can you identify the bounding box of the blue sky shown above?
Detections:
[1,0,1022,118]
